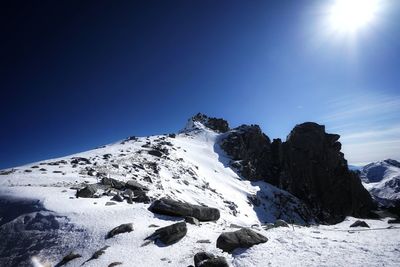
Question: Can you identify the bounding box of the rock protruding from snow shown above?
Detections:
[220,124,273,181]
[350,220,370,228]
[145,222,187,246]
[76,185,98,198]
[220,122,375,224]
[106,223,134,239]
[183,113,230,133]
[55,252,82,267]
[216,228,268,253]
[194,252,229,267]
[149,198,220,221]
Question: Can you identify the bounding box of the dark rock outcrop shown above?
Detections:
[220,121,375,224]
[76,185,97,198]
[350,220,370,228]
[101,177,126,190]
[149,198,220,221]
[194,252,229,267]
[145,222,187,246]
[190,113,230,133]
[216,228,268,253]
[388,218,400,224]
[220,125,273,181]
[106,223,134,239]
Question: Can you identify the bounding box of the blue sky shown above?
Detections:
[1,0,400,168]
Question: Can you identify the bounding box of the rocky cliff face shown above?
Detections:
[220,121,375,224]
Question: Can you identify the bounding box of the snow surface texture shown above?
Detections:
[0,121,399,266]
[360,159,400,206]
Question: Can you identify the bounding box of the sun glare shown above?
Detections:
[328,0,381,33]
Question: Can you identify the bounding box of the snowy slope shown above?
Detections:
[0,121,399,267]
[360,159,400,206]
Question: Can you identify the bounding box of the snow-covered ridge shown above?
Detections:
[0,118,399,267]
[360,159,400,206]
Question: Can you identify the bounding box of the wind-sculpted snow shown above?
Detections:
[0,118,399,266]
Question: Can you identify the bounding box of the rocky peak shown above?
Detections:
[183,113,230,133]
[220,121,375,224]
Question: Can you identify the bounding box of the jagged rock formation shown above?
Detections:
[220,121,375,224]
[185,113,230,133]
[220,125,273,181]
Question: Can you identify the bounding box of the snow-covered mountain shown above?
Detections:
[360,159,400,207]
[0,115,399,267]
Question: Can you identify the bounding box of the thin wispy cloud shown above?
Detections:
[320,92,400,165]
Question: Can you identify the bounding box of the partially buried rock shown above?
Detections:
[101,177,126,190]
[145,222,187,246]
[125,180,149,191]
[388,218,400,224]
[350,220,370,228]
[216,228,268,253]
[194,252,229,267]
[76,185,97,198]
[84,246,109,263]
[149,198,220,221]
[108,262,123,267]
[106,223,134,239]
[55,252,82,267]
[111,194,124,202]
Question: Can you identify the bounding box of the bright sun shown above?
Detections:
[328,0,381,33]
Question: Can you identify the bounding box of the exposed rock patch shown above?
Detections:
[194,252,229,267]
[220,121,375,224]
[145,222,187,246]
[216,228,268,253]
[106,223,134,239]
[149,198,220,221]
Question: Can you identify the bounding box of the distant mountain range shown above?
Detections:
[359,159,400,208]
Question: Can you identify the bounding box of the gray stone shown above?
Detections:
[106,223,134,239]
[149,198,220,221]
[76,185,97,198]
[216,228,268,253]
[145,222,187,246]
[194,252,229,267]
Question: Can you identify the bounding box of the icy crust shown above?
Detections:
[0,127,399,266]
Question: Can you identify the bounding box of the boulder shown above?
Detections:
[194,252,229,267]
[125,180,148,191]
[216,228,268,253]
[101,177,126,190]
[76,185,97,198]
[350,220,370,228]
[106,223,134,239]
[145,222,187,246]
[149,198,220,221]
[55,252,82,267]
